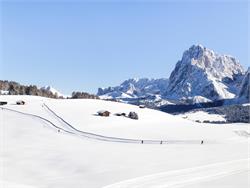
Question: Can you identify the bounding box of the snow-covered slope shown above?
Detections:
[0,95,222,140]
[0,95,249,188]
[184,96,212,104]
[97,78,168,99]
[178,111,227,123]
[167,44,244,101]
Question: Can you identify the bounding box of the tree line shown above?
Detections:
[0,80,99,99]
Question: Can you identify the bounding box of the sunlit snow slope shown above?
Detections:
[0,95,249,188]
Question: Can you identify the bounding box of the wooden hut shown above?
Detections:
[114,112,126,117]
[128,112,139,120]
[0,101,7,105]
[16,100,25,105]
[97,110,110,117]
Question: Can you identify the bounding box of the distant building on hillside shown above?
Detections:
[0,101,7,105]
[16,100,25,105]
[128,112,139,120]
[114,112,126,116]
[139,105,146,108]
[97,110,110,117]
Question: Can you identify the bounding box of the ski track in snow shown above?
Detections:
[1,105,207,145]
[1,96,249,188]
[103,158,250,188]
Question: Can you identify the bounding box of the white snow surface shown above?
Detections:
[178,111,227,123]
[0,90,9,95]
[185,96,212,104]
[0,180,36,188]
[0,95,249,188]
[242,103,250,106]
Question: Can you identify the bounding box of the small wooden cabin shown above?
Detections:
[114,112,126,117]
[97,110,110,117]
[16,100,25,105]
[128,112,139,120]
[0,101,7,105]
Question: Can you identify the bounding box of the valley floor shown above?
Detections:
[0,96,249,188]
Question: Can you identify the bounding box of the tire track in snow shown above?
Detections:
[102,158,249,188]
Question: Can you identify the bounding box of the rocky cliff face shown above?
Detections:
[166,44,244,101]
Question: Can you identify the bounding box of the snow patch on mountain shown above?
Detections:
[178,111,226,123]
[183,96,212,104]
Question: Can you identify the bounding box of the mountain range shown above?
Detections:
[97,44,248,105]
[1,44,248,107]
[97,78,168,99]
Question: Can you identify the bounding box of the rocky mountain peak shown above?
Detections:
[182,44,207,60]
[167,45,245,100]
[97,44,246,105]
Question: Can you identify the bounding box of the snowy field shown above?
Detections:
[0,95,249,188]
[177,111,227,123]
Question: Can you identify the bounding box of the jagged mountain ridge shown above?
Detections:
[98,45,246,105]
[97,78,169,99]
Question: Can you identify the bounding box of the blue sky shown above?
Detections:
[1,0,249,94]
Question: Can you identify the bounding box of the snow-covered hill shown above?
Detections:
[0,95,249,188]
[177,104,249,124]
[0,95,213,140]
[167,44,244,101]
[97,78,168,100]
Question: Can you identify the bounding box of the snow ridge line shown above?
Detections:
[102,158,250,188]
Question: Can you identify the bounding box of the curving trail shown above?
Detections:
[102,158,250,188]
[1,105,208,145]
[43,103,208,145]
